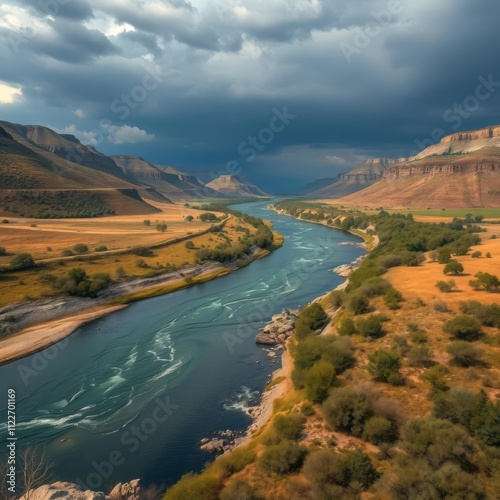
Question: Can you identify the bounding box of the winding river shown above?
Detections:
[0,201,364,491]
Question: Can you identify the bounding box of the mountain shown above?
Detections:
[0,121,160,217]
[340,125,500,208]
[0,122,132,182]
[302,158,405,197]
[205,175,268,197]
[111,156,219,201]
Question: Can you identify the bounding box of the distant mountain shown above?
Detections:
[341,125,500,208]
[298,178,338,195]
[302,158,405,197]
[0,121,160,217]
[0,122,132,182]
[205,175,268,197]
[111,156,220,201]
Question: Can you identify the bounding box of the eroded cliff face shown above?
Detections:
[415,125,500,159]
[382,161,500,180]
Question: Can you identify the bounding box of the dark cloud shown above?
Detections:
[1,0,500,193]
[19,0,94,21]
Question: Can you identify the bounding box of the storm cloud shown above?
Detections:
[1,0,499,193]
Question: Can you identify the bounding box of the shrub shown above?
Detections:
[303,449,377,491]
[95,245,107,252]
[407,345,434,367]
[347,292,370,315]
[421,364,449,392]
[443,315,482,341]
[164,473,220,500]
[185,241,195,249]
[459,300,500,327]
[328,290,346,308]
[259,440,305,474]
[10,253,35,270]
[0,246,6,255]
[303,360,336,402]
[337,317,356,336]
[215,447,255,474]
[200,213,218,222]
[443,260,464,275]
[72,243,89,254]
[433,300,450,312]
[272,414,305,441]
[294,303,327,339]
[115,267,127,279]
[384,288,403,309]
[356,314,386,338]
[358,277,392,298]
[447,341,484,367]
[435,280,457,293]
[143,219,151,226]
[380,254,403,270]
[136,258,149,268]
[471,251,481,258]
[219,481,258,500]
[486,252,492,258]
[2,219,9,223]
[363,415,396,444]
[156,223,167,232]
[61,249,73,257]
[368,350,403,385]
[131,246,153,256]
[185,215,194,222]
[323,387,373,437]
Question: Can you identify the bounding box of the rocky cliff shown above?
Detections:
[205,175,268,197]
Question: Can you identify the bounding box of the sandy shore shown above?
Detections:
[0,305,127,365]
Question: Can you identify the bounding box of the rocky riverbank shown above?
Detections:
[332,254,365,277]
[254,308,299,346]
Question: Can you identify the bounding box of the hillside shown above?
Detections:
[112,156,219,201]
[303,158,404,197]
[205,174,268,197]
[0,121,159,217]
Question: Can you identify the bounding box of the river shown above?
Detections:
[0,200,364,492]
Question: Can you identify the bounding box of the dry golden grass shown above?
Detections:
[0,201,217,263]
[0,204,258,306]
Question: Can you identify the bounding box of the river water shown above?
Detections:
[0,201,364,492]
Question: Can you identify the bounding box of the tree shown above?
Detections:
[185,241,195,249]
[304,360,336,402]
[384,288,403,309]
[422,364,449,393]
[10,253,34,270]
[443,315,482,341]
[471,251,481,258]
[443,260,464,275]
[368,350,403,385]
[143,219,151,226]
[472,272,500,291]
[68,268,86,284]
[437,248,452,264]
[185,215,194,222]
[156,223,167,233]
[363,415,396,444]
[0,246,6,255]
[348,293,369,315]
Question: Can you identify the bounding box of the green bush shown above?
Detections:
[471,251,481,258]
[294,303,327,339]
[95,245,107,252]
[61,249,73,257]
[421,364,449,393]
[215,446,255,474]
[363,415,397,444]
[323,387,373,437]
[259,440,306,475]
[356,314,386,338]
[10,253,35,270]
[471,271,500,291]
[459,300,500,327]
[337,317,356,336]
[72,243,89,254]
[443,315,482,341]
[164,472,220,500]
[348,293,370,315]
[131,246,153,256]
[406,345,433,367]
[384,288,403,309]
[368,350,403,385]
[271,413,304,441]
[0,246,6,255]
[446,341,484,367]
[303,360,336,402]
[443,260,464,275]
[185,241,195,249]
[437,249,452,264]
[200,212,218,222]
[156,223,167,232]
[435,280,457,293]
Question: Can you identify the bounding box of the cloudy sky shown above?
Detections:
[1,0,499,193]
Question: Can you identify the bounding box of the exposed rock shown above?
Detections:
[200,438,226,453]
[332,255,364,277]
[255,333,277,345]
[267,351,278,359]
[109,479,141,500]
[20,482,106,500]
